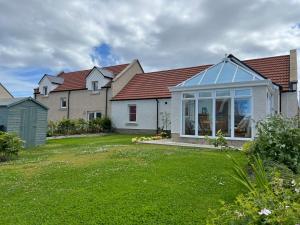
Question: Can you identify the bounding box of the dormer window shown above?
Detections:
[92,81,99,92]
[43,86,48,96]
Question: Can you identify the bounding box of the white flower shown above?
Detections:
[291,179,296,187]
[235,210,244,217]
[295,188,300,193]
[258,208,272,216]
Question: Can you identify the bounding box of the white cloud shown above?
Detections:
[0,0,300,96]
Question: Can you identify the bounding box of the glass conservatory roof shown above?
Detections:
[178,55,265,87]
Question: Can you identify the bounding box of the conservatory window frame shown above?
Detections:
[180,88,253,140]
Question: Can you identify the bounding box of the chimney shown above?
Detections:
[290,49,298,82]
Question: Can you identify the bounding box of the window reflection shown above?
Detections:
[183,100,195,135]
[215,98,231,137]
[234,98,251,138]
[198,99,213,136]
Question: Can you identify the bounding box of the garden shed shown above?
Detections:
[0,97,48,148]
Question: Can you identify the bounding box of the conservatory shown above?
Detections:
[169,54,280,145]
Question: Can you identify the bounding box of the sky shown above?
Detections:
[0,0,300,97]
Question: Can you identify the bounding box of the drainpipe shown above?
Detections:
[279,89,282,114]
[67,90,71,119]
[105,87,108,117]
[156,99,159,134]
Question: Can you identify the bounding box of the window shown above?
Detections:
[199,91,212,98]
[181,88,253,139]
[92,81,99,91]
[216,89,230,97]
[129,105,136,122]
[198,98,213,136]
[234,98,251,138]
[88,112,102,121]
[183,93,195,98]
[60,97,67,108]
[182,99,195,135]
[43,86,48,96]
[215,98,231,137]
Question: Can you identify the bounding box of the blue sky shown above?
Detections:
[0,0,299,97]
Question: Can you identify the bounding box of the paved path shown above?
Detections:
[139,139,241,150]
[47,133,108,140]
[138,139,219,149]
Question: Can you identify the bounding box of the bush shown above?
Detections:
[250,115,300,173]
[207,155,300,225]
[100,117,112,131]
[57,118,76,135]
[0,132,23,162]
[205,130,228,149]
[88,118,102,133]
[47,117,112,136]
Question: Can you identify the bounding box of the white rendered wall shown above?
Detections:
[39,77,58,94]
[86,69,111,91]
[111,99,171,130]
[281,92,298,118]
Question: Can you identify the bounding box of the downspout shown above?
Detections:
[156,99,159,134]
[279,87,282,114]
[105,87,108,117]
[67,90,71,119]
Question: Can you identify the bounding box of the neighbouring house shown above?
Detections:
[0,97,48,148]
[34,59,143,122]
[0,83,13,99]
[111,50,300,145]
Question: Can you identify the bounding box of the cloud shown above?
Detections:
[0,0,299,96]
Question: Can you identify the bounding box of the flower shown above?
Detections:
[258,208,272,216]
[234,210,244,217]
[291,179,296,187]
[295,188,300,193]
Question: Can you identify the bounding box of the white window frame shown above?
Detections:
[180,88,253,140]
[87,111,102,121]
[91,81,99,92]
[60,97,67,109]
[128,104,137,122]
[43,86,48,96]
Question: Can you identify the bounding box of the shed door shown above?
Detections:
[20,107,37,148]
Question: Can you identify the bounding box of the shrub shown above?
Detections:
[205,130,228,149]
[250,115,300,173]
[100,117,112,131]
[47,117,112,136]
[47,121,57,137]
[241,141,254,154]
[207,155,300,225]
[88,118,102,133]
[75,119,88,134]
[57,118,76,135]
[0,132,23,162]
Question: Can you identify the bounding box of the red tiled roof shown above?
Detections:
[52,64,129,92]
[113,55,290,100]
[244,55,290,91]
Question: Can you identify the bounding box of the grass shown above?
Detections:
[0,134,247,225]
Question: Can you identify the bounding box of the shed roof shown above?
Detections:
[0,97,48,110]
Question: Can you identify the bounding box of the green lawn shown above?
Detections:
[0,134,247,225]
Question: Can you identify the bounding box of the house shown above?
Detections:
[111,50,299,145]
[34,59,143,122]
[0,83,13,99]
[0,97,48,148]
